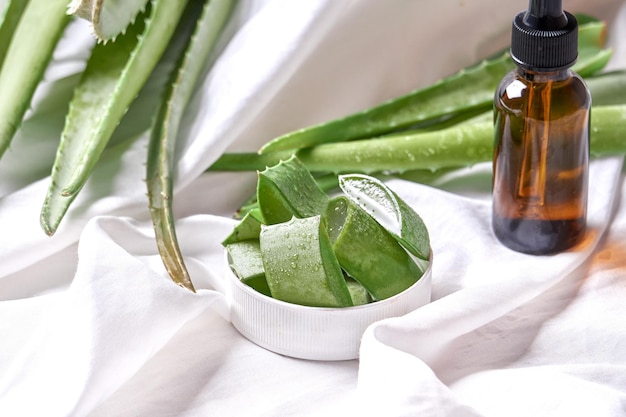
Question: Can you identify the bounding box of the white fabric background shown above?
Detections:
[1,0,625,416]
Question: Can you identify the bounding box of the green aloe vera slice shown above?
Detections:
[222,208,264,245]
[257,155,329,225]
[338,174,430,260]
[226,240,271,297]
[325,196,423,301]
[68,0,150,42]
[41,0,188,236]
[345,277,371,306]
[260,216,353,308]
[0,0,69,161]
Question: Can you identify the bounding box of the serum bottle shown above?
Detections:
[492,0,590,255]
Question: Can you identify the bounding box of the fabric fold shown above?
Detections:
[0,216,226,417]
[358,157,624,416]
[0,0,625,416]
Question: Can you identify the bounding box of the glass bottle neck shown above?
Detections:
[516,67,572,82]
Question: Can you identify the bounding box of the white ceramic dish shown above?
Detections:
[225,252,432,361]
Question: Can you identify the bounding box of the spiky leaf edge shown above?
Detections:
[41,0,188,235]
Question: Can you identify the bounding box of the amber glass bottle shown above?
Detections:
[492,0,591,255]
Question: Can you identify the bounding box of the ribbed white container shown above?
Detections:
[225,252,432,361]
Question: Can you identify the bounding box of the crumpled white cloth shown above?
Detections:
[1,0,625,416]
[358,156,626,417]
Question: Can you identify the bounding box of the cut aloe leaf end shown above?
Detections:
[338,174,430,260]
[222,208,264,245]
[226,240,271,297]
[325,196,424,301]
[346,277,372,306]
[257,155,329,225]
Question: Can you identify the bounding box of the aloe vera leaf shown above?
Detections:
[585,70,626,106]
[210,69,626,175]
[575,20,612,78]
[325,196,423,301]
[210,150,294,172]
[0,0,29,71]
[146,0,235,290]
[0,0,69,161]
[293,105,626,174]
[574,49,613,78]
[588,105,626,156]
[40,0,188,236]
[258,21,609,154]
[259,53,512,154]
[256,155,329,225]
[68,0,150,42]
[338,174,430,260]
[260,216,353,308]
[212,48,613,175]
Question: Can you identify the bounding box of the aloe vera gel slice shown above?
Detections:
[226,240,271,296]
[326,196,423,300]
[345,278,371,305]
[222,208,264,245]
[257,155,329,225]
[260,216,353,308]
[339,174,430,260]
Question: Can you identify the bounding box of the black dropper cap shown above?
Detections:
[510,0,578,71]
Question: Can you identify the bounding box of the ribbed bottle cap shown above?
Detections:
[510,0,578,71]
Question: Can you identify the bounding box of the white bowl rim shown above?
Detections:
[225,248,433,360]
[226,250,433,311]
